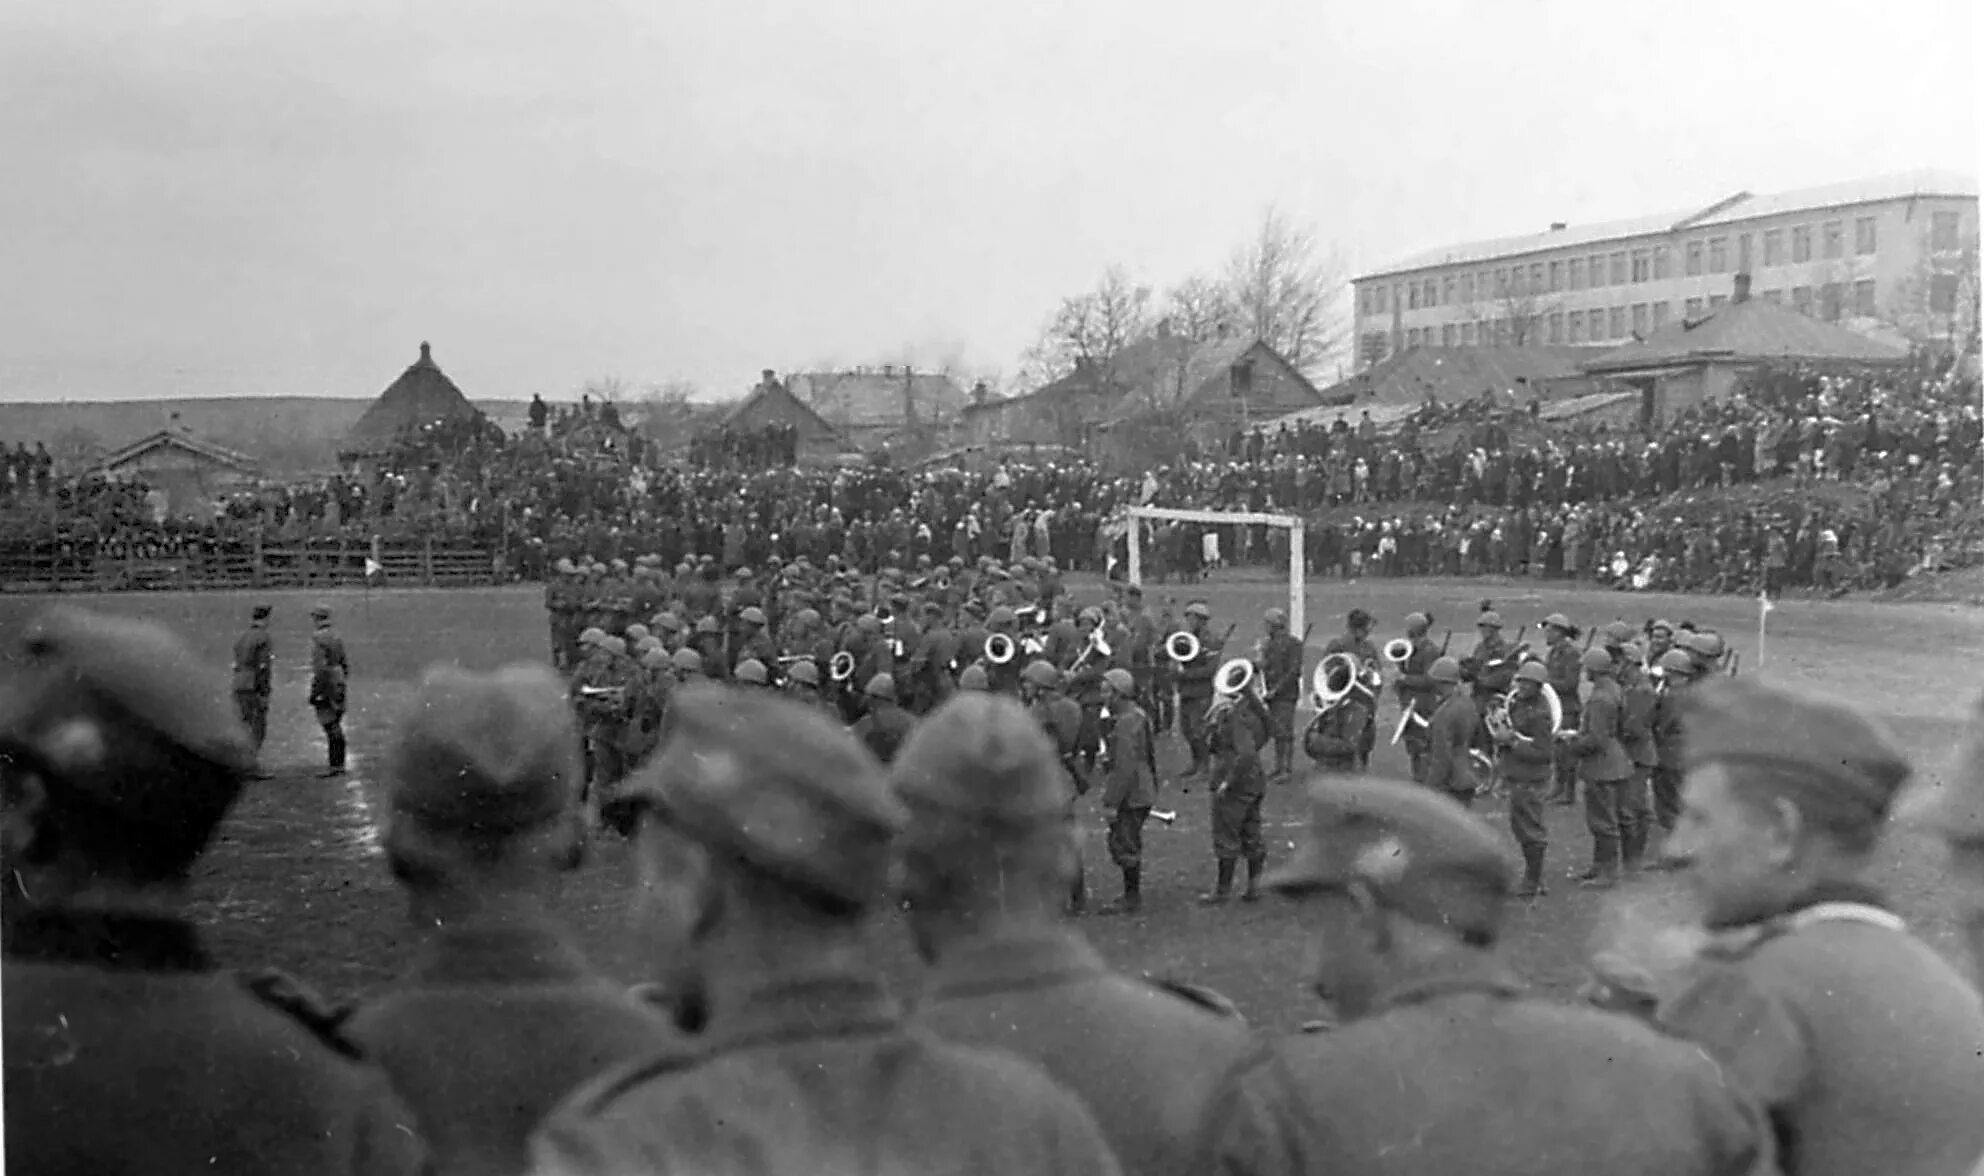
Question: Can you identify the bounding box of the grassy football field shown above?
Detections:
[3,577,1977,1031]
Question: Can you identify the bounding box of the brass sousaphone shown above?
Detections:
[984,632,1018,665]
[1165,630,1201,664]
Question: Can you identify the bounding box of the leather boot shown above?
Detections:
[1514,846,1549,898]
[1198,858,1236,905]
[1577,837,1620,888]
[1242,856,1265,902]
[1621,824,1646,872]
[1102,867,1142,915]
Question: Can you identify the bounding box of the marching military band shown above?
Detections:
[7,580,1981,1176]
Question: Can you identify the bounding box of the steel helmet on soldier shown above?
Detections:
[865,673,897,702]
[1514,661,1549,684]
[1022,660,1060,689]
[787,659,821,686]
[1429,657,1462,684]
[734,658,769,685]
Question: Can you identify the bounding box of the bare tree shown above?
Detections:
[581,375,630,405]
[1164,274,1237,343]
[1876,227,1980,353]
[1222,207,1351,376]
[49,425,103,474]
[634,379,703,449]
[1017,265,1154,392]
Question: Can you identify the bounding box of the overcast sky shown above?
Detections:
[2,0,1976,404]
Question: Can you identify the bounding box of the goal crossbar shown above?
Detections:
[1125,505,1305,636]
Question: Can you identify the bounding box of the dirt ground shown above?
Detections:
[4,577,1977,1033]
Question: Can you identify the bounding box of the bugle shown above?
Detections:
[829,650,857,682]
[1165,630,1201,664]
[1390,701,1428,746]
[1382,637,1413,666]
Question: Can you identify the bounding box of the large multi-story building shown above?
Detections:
[1351,169,1978,369]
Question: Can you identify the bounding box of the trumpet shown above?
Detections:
[1206,657,1262,722]
[985,632,1018,665]
[1165,630,1201,664]
[1382,637,1414,666]
[829,651,857,682]
[1069,627,1112,675]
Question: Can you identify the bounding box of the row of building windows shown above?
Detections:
[1385,276,1939,352]
[1359,210,1966,317]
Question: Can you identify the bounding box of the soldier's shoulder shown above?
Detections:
[550,1040,710,1123]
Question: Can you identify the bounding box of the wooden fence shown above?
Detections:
[0,537,502,594]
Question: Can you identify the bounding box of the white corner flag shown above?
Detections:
[1757,588,1773,671]
[364,557,384,578]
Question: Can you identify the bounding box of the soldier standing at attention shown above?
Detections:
[309,604,350,778]
[1616,642,1660,871]
[1,607,426,1175]
[1393,612,1439,780]
[1646,648,1699,863]
[1557,648,1634,889]
[231,603,274,773]
[896,693,1255,1176]
[1199,682,1273,905]
[1259,609,1305,781]
[1196,776,1778,1176]
[1659,678,1984,1176]
[1321,608,1381,769]
[347,663,677,1175]
[1420,656,1479,806]
[530,687,1123,1176]
[1099,668,1157,915]
[1120,585,1159,717]
[1173,602,1221,779]
[1493,661,1559,897]
[1541,612,1584,805]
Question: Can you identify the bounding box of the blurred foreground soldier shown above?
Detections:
[1099,668,1157,915]
[1,607,425,1175]
[1659,678,1984,1176]
[531,686,1123,1176]
[1896,692,1984,974]
[897,694,1252,1176]
[349,664,675,1176]
[1419,656,1478,805]
[231,603,274,768]
[852,672,914,764]
[1198,776,1777,1176]
[310,604,350,777]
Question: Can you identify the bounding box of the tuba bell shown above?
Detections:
[1382,637,1414,666]
[829,650,856,683]
[1311,651,1361,710]
[1165,630,1201,664]
[984,632,1018,665]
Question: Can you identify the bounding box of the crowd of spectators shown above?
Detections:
[4,359,1978,598]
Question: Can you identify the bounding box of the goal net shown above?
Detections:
[1123,505,1306,637]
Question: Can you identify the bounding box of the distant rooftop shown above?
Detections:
[1359,169,1978,281]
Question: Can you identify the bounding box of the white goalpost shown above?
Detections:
[1124,505,1305,637]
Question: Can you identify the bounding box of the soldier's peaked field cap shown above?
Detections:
[627,685,905,909]
[1266,776,1515,938]
[385,663,580,835]
[1476,611,1502,628]
[890,693,1070,833]
[1681,677,1910,826]
[0,606,254,786]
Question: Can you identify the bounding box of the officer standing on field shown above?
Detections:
[1659,678,1984,1176]
[1493,661,1559,897]
[1,607,426,1175]
[231,603,274,771]
[1099,668,1157,915]
[1196,776,1777,1176]
[896,693,1254,1176]
[1541,612,1584,805]
[309,604,350,777]
[1557,647,1634,888]
[1259,609,1304,781]
[529,686,1123,1175]
[1419,656,1479,806]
